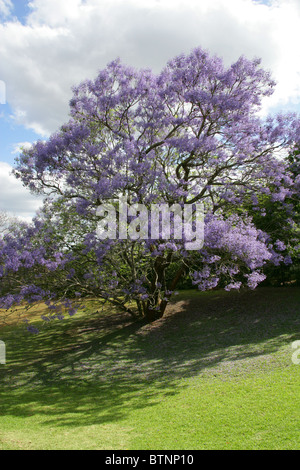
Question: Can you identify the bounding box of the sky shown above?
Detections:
[0,0,300,220]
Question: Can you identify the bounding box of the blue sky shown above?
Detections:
[0,2,46,166]
[0,0,300,219]
[7,0,31,23]
[0,1,32,164]
[0,103,42,164]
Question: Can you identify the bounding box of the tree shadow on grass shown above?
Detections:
[0,287,299,429]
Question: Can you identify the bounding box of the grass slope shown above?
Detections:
[0,287,299,450]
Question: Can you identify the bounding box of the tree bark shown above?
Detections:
[144,265,185,322]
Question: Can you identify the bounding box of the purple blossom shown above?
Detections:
[245,272,267,290]
[2,47,299,324]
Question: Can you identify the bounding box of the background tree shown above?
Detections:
[0,211,10,237]
[1,47,299,324]
[241,148,300,286]
[0,211,21,238]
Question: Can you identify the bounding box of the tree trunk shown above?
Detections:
[144,266,185,322]
[144,308,164,322]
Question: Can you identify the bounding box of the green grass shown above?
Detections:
[0,287,299,450]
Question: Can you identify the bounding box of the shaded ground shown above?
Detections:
[0,286,299,449]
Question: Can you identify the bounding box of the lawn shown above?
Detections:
[0,287,299,450]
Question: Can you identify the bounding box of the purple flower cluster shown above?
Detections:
[1,47,299,324]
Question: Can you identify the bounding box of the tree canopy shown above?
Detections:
[1,47,299,326]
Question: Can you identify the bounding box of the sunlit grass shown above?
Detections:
[0,287,299,450]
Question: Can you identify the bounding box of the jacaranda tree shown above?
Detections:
[1,47,299,326]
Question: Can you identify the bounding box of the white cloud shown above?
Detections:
[1,0,300,220]
[0,0,12,18]
[11,141,35,155]
[0,0,299,133]
[0,162,43,219]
